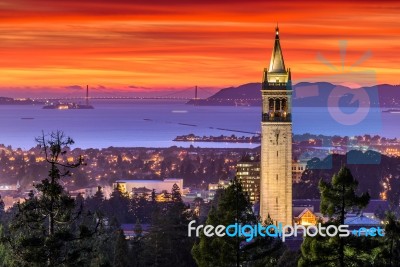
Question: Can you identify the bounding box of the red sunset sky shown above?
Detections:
[0,0,399,96]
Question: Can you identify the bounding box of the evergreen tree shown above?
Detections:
[384,212,400,266]
[133,218,143,238]
[171,183,182,202]
[93,186,105,202]
[86,186,105,216]
[192,177,280,267]
[319,167,370,225]
[129,219,144,267]
[141,184,196,267]
[299,166,371,267]
[106,183,131,223]
[372,212,400,266]
[0,225,13,267]
[0,195,4,222]
[89,217,120,267]
[2,131,100,266]
[151,189,156,203]
[113,229,130,267]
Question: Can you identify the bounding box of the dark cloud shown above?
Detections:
[129,85,151,90]
[64,85,83,90]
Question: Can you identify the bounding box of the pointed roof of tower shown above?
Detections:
[268,25,286,73]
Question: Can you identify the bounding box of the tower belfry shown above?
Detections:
[260,26,293,226]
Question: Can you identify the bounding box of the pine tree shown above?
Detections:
[113,229,130,267]
[0,195,4,221]
[130,220,144,267]
[385,212,400,266]
[106,183,131,223]
[372,212,400,266]
[141,184,196,267]
[89,216,121,267]
[299,166,371,267]
[86,186,106,220]
[171,183,182,202]
[133,218,143,238]
[0,225,14,266]
[3,131,100,266]
[151,189,156,203]
[94,186,105,202]
[319,166,370,225]
[191,177,281,267]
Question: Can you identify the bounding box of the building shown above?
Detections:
[0,181,20,192]
[236,154,260,203]
[292,160,307,183]
[208,179,231,200]
[113,178,184,197]
[293,207,319,226]
[344,215,383,231]
[121,223,150,239]
[260,26,293,226]
[235,156,306,202]
[292,199,388,227]
[2,195,25,210]
[208,179,230,191]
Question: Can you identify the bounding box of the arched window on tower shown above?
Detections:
[275,99,281,112]
[269,98,274,112]
[282,99,287,112]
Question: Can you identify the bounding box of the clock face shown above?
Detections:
[269,129,280,145]
[268,129,287,145]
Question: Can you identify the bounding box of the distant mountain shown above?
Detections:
[207,82,261,100]
[187,83,261,106]
[187,82,400,108]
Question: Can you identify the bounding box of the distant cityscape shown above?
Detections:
[1,132,399,209]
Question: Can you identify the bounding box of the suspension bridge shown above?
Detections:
[31,86,214,102]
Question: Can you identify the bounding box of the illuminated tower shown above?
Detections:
[259,26,292,226]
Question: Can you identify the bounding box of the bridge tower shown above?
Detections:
[86,85,89,106]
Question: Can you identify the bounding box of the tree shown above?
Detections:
[299,166,371,267]
[0,195,4,220]
[372,212,400,266]
[192,177,284,267]
[319,166,370,225]
[88,217,121,267]
[106,183,131,223]
[171,183,182,202]
[2,131,100,266]
[384,212,400,266]
[86,186,105,213]
[141,184,196,267]
[151,189,156,204]
[129,219,144,267]
[0,225,13,267]
[113,229,130,267]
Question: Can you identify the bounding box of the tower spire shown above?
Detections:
[268,25,285,73]
[275,23,279,40]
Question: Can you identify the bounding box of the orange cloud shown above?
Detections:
[0,0,399,95]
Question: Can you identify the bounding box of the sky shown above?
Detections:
[0,0,399,97]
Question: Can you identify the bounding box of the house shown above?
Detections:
[294,207,319,226]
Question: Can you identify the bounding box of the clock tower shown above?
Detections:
[260,26,292,226]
